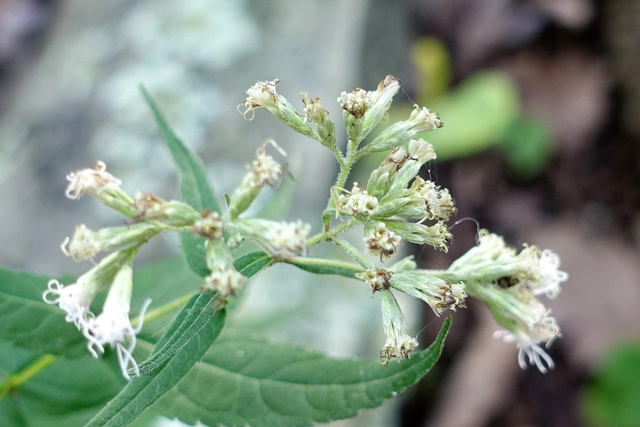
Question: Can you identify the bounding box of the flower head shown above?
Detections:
[379,290,418,365]
[390,270,466,315]
[236,219,310,260]
[493,309,560,374]
[61,224,102,262]
[228,141,287,219]
[64,161,135,216]
[335,183,379,217]
[204,238,246,297]
[43,280,96,329]
[238,79,280,119]
[531,249,568,299]
[83,265,151,380]
[355,268,393,294]
[43,250,128,328]
[134,192,200,226]
[65,161,122,200]
[364,221,402,261]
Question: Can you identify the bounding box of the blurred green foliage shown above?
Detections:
[392,37,553,179]
[582,342,640,427]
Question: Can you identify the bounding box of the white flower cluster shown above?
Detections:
[447,230,568,373]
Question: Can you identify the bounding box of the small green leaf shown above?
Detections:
[233,251,273,278]
[141,87,220,277]
[86,290,226,427]
[286,256,364,278]
[0,268,87,358]
[158,317,451,426]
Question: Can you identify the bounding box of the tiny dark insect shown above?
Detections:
[496,276,519,289]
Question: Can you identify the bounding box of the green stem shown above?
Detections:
[0,354,58,398]
[330,237,374,269]
[306,217,358,246]
[131,292,198,328]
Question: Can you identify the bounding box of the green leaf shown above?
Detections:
[286,256,364,278]
[0,268,87,357]
[141,87,220,277]
[86,290,226,427]
[0,340,123,427]
[233,251,272,278]
[158,317,451,426]
[582,342,640,427]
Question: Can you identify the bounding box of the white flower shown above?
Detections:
[61,224,102,261]
[364,222,402,260]
[247,142,287,188]
[261,220,310,259]
[493,312,560,374]
[205,269,246,298]
[532,249,568,299]
[336,183,379,217]
[337,88,370,118]
[43,279,95,329]
[407,105,443,131]
[83,266,150,380]
[238,79,280,119]
[65,161,122,200]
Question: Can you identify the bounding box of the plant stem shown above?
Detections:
[0,354,58,398]
[132,292,198,328]
[306,217,358,246]
[329,237,374,269]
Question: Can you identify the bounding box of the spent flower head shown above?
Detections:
[229,141,288,219]
[390,270,466,316]
[379,289,418,365]
[364,221,402,261]
[65,161,134,216]
[61,223,160,262]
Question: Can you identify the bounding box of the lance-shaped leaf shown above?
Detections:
[85,290,226,427]
[142,87,220,277]
[157,317,451,426]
